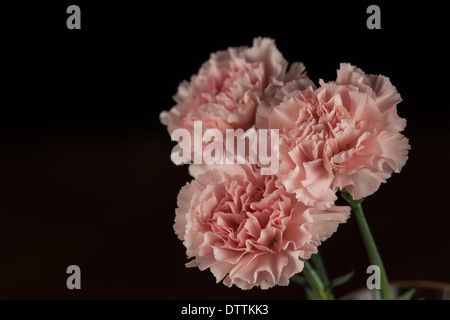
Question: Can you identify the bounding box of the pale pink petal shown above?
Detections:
[302,159,336,205]
[257,63,408,205]
[368,74,402,113]
[161,38,312,164]
[307,205,351,244]
[174,164,349,289]
[336,63,402,113]
[378,131,410,173]
[342,168,392,200]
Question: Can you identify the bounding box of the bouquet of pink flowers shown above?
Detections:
[160,38,409,299]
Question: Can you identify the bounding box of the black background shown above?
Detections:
[1,1,449,300]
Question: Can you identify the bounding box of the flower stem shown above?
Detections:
[341,191,392,300]
[310,252,334,299]
[301,259,334,300]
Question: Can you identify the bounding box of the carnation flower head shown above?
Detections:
[256,63,410,207]
[160,37,309,163]
[174,164,350,290]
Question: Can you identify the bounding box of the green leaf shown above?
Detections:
[302,261,331,300]
[397,288,417,300]
[311,253,330,287]
[290,275,308,287]
[296,257,335,300]
[305,287,316,300]
[329,270,355,288]
[303,261,326,292]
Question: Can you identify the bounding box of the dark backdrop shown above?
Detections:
[1,1,449,299]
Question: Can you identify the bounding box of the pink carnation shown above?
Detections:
[174,164,350,289]
[256,63,410,207]
[160,38,307,161]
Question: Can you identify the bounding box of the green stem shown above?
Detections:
[342,192,392,300]
[311,252,334,299]
[302,260,334,300]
